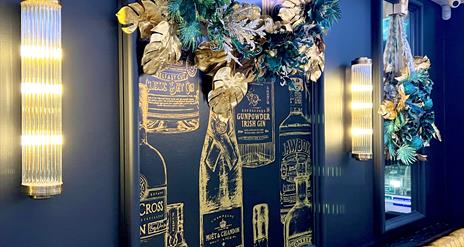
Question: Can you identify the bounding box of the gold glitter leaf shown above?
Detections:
[208,67,250,117]
[142,21,181,75]
[278,0,306,31]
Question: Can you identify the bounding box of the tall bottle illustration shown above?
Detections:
[279,78,312,223]
[235,80,275,168]
[284,174,313,247]
[139,84,168,246]
[253,204,269,247]
[139,61,200,134]
[199,67,246,247]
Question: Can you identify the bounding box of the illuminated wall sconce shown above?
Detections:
[351,57,373,161]
[21,0,63,199]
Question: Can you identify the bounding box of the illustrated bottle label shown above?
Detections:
[139,61,200,134]
[140,175,167,240]
[280,137,311,221]
[235,81,275,168]
[166,203,188,247]
[287,231,312,247]
[202,208,243,247]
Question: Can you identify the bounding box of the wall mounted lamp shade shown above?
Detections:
[21,0,63,199]
[351,57,373,161]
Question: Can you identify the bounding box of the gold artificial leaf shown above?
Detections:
[414,56,431,71]
[142,21,182,75]
[195,42,228,76]
[116,0,168,38]
[278,0,306,31]
[208,67,249,117]
[396,85,409,111]
[116,3,144,34]
[379,100,398,120]
[301,43,325,82]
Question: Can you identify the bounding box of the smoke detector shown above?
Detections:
[431,0,464,20]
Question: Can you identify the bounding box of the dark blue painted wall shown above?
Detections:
[444,8,464,227]
[0,1,120,246]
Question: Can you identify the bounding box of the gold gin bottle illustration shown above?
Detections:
[139,130,168,246]
[199,67,247,247]
[284,174,313,247]
[279,78,312,223]
[166,203,188,247]
[139,84,168,246]
[139,60,200,134]
[253,204,269,247]
[235,80,275,168]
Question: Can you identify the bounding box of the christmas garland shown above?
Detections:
[116,0,341,93]
[379,56,441,165]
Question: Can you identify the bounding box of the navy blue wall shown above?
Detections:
[323,0,374,246]
[444,8,464,227]
[0,0,120,246]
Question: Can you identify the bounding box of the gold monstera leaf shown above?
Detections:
[195,42,228,76]
[278,0,307,31]
[141,21,182,75]
[208,67,251,117]
[116,0,168,39]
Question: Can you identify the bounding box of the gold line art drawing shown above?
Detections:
[199,110,244,247]
[284,173,313,247]
[139,80,168,245]
[235,81,275,168]
[200,68,247,247]
[139,135,168,246]
[139,60,200,134]
[279,78,312,224]
[166,203,189,247]
[253,204,269,247]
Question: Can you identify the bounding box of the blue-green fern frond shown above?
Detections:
[396,144,417,165]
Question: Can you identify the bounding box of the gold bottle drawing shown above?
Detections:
[253,204,269,247]
[279,78,312,223]
[199,109,244,247]
[139,132,168,246]
[284,174,313,247]
[139,83,168,246]
[235,81,275,168]
[139,60,200,134]
[166,203,188,247]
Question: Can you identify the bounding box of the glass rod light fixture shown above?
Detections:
[351,57,373,161]
[21,0,63,199]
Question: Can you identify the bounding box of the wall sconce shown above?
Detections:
[351,57,373,161]
[21,0,63,199]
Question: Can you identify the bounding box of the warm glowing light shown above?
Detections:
[20,45,63,60]
[351,85,373,92]
[21,0,63,199]
[351,102,373,109]
[351,57,373,161]
[351,128,374,136]
[21,135,63,146]
[21,83,63,95]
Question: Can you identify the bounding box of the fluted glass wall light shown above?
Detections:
[21,0,63,199]
[351,57,373,161]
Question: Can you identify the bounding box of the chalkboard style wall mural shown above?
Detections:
[116,0,340,246]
